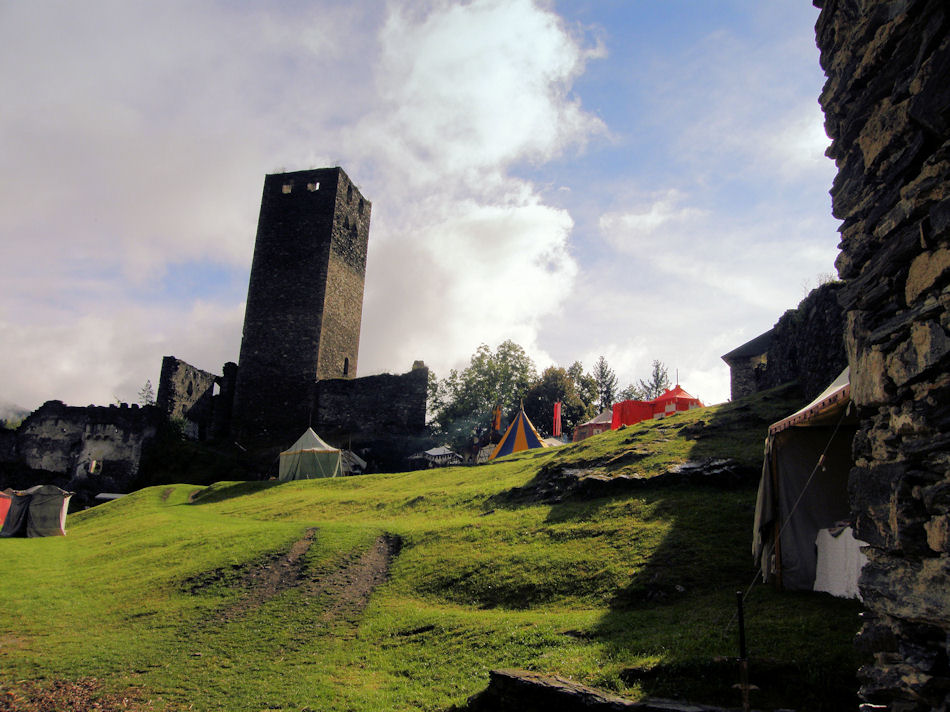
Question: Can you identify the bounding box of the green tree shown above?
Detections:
[431,341,537,449]
[567,361,598,410]
[138,379,156,406]
[618,383,646,401]
[638,360,671,400]
[593,355,618,411]
[522,366,589,438]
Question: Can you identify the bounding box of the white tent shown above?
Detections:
[278,428,342,481]
[753,367,866,597]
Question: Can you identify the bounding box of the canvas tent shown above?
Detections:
[489,406,547,461]
[753,367,865,596]
[0,489,12,529]
[278,428,342,481]
[0,485,73,537]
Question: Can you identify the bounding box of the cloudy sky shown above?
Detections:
[0,0,840,413]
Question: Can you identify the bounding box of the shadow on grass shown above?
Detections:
[186,479,284,505]
[582,388,862,711]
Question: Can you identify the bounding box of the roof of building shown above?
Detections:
[721,329,774,363]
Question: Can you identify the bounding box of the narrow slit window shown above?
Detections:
[343,358,350,376]
[358,198,364,215]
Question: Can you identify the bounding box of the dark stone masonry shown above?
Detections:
[231,167,372,441]
[815,0,950,708]
[721,281,848,402]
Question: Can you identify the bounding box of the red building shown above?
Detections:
[611,385,704,429]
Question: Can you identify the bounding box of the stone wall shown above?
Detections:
[757,281,848,400]
[313,364,429,443]
[815,0,950,708]
[156,356,217,438]
[721,282,847,402]
[9,400,161,492]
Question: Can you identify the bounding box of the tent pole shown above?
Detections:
[770,441,783,590]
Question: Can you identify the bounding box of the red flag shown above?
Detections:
[553,401,562,438]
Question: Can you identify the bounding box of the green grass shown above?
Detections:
[0,387,862,711]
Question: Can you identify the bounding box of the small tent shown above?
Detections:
[488,406,547,461]
[0,485,73,537]
[278,428,342,481]
[753,367,865,596]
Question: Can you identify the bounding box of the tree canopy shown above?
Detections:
[638,360,671,400]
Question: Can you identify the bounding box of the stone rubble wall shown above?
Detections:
[756,281,849,400]
[8,400,161,491]
[815,0,950,708]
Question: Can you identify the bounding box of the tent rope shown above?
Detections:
[719,402,853,638]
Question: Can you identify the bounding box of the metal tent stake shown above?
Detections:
[736,591,751,712]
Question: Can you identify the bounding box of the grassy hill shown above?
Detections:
[0,387,863,711]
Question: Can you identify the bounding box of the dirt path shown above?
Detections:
[306,533,402,623]
[218,529,401,624]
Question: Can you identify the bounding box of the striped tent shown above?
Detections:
[488,406,547,461]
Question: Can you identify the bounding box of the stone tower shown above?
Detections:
[231,167,371,441]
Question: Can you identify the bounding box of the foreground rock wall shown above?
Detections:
[816,0,950,708]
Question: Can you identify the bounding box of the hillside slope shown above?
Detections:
[0,387,862,711]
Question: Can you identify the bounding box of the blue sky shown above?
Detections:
[0,0,840,413]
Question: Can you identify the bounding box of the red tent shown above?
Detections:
[611,385,704,429]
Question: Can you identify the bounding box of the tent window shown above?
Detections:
[343,358,350,376]
[282,183,293,194]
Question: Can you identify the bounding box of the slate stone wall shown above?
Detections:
[756,281,848,400]
[231,167,370,440]
[313,365,429,441]
[815,0,950,707]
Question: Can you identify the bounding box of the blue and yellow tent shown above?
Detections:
[488,406,547,460]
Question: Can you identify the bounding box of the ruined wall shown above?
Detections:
[231,167,370,440]
[11,401,161,490]
[314,365,429,442]
[816,0,950,707]
[156,356,217,438]
[757,281,848,400]
[722,282,846,401]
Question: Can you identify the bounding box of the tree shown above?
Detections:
[138,379,156,406]
[430,341,537,449]
[522,366,588,438]
[618,383,646,401]
[593,356,618,411]
[638,360,671,400]
[567,361,598,412]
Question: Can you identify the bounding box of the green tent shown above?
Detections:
[278,428,342,481]
[0,485,73,537]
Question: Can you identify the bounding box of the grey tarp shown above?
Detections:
[278,428,342,481]
[752,368,857,591]
[0,485,73,537]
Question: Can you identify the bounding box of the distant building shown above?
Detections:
[572,409,613,442]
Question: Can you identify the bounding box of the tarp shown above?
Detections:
[753,367,861,593]
[0,485,72,537]
[278,428,342,481]
[489,406,547,460]
[0,489,13,528]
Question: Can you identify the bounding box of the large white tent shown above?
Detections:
[278,428,342,481]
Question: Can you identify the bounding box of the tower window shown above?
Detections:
[282,183,293,194]
[343,216,350,229]
[358,199,364,215]
[343,358,350,376]
[307,182,319,191]
[347,185,353,202]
